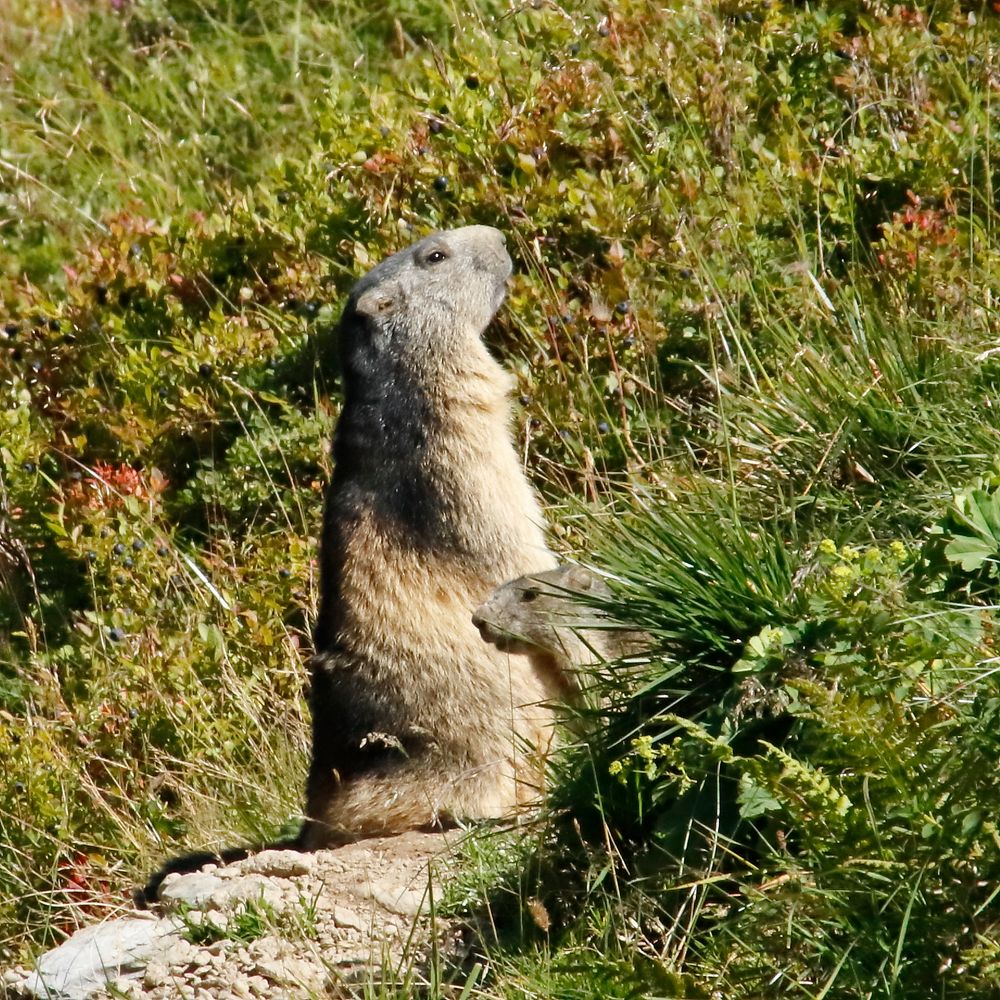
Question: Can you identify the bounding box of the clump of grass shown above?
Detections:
[507,493,1000,998]
[177,889,319,947]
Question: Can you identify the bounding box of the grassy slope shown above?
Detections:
[2,0,1000,995]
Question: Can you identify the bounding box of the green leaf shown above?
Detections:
[943,535,998,572]
[737,774,782,820]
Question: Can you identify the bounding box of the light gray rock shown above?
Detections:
[156,871,226,909]
[330,905,366,931]
[366,883,428,917]
[234,851,314,879]
[158,872,284,912]
[17,915,180,1000]
[17,830,463,1000]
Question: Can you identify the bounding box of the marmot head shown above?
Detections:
[340,226,512,373]
[472,565,608,654]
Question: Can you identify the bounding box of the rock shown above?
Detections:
[159,872,284,912]
[330,906,366,931]
[3,968,31,988]
[16,829,468,1000]
[245,975,269,996]
[367,883,428,917]
[235,851,314,879]
[16,915,180,1000]
[157,871,226,908]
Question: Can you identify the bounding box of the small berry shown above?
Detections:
[122,557,134,568]
[198,362,213,378]
[158,387,168,399]
[597,421,610,434]
[278,567,291,579]
[14,782,24,794]
[100,527,111,539]
[615,300,630,315]
[48,318,60,332]
[132,539,145,551]
[465,74,480,89]
[622,335,636,348]
[108,627,125,642]
[518,394,531,406]
[129,708,139,720]
[429,119,444,135]
[20,461,35,473]
[156,545,169,557]
[3,323,18,337]
[113,543,126,556]
[276,191,290,204]
[432,176,449,192]
[85,550,97,563]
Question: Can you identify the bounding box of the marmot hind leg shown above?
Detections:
[300,755,537,850]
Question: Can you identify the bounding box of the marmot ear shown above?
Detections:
[355,285,398,318]
[564,565,596,591]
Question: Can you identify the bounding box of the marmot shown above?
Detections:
[472,564,649,700]
[139,226,557,902]
[302,225,559,848]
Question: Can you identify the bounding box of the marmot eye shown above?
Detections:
[521,588,539,603]
[426,249,448,264]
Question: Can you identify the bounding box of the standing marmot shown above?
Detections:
[302,225,558,849]
[138,226,556,900]
[472,564,648,702]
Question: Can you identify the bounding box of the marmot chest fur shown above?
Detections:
[304,226,558,848]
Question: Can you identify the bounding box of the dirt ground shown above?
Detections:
[6,830,472,1000]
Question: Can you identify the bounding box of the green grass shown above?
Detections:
[2,0,1000,996]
